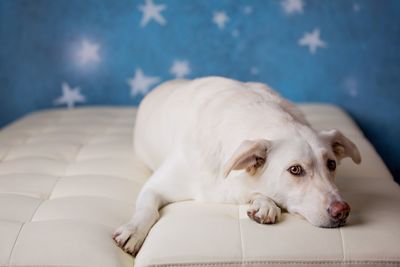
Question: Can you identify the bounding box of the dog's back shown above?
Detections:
[134,77,308,172]
[114,77,359,255]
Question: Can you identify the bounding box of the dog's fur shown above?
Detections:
[113,77,361,255]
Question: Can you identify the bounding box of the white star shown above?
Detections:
[281,0,304,15]
[170,60,191,78]
[54,82,86,109]
[77,39,100,65]
[139,0,166,27]
[344,77,358,97]
[213,11,229,30]
[128,68,160,96]
[353,3,361,12]
[250,67,259,75]
[243,6,253,15]
[298,28,327,54]
[232,29,240,38]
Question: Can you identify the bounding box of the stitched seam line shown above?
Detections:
[145,260,400,267]
[340,227,346,262]
[6,117,51,265]
[7,116,63,264]
[6,222,24,266]
[7,113,90,264]
[237,206,244,265]
[45,139,87,202]
[1,264,94,267]
[45,124,95,200]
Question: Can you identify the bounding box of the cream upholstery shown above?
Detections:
[0,105,399,267]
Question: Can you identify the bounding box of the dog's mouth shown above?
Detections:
[318,217,348,228]
[290,210,348,228]
[320,221,347,228]
[286,207,349,228]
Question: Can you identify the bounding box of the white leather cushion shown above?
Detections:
[136,105,400,267]
[0,105,399,267]
[0,108,149,267]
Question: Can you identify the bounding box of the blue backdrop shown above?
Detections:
[0,0,399,182]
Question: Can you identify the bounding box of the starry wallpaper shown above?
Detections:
[0,0,399,182]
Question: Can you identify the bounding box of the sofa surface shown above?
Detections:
[0,105,399,267]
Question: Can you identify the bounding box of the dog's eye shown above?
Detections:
[288,165,304,176]
[327,159,336,171]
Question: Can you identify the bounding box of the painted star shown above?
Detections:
[281,0,304,15]
[139,0,167,27]
[298,28,327,54]
[128,68,160,96]
[213,11,229,30]
[243,6,253,15]
[250,67,259,75]
[232,29,240,38]
[170,60,191,78]
[344,77,358,97]
[77,39,100,65]
[54,82,86,109]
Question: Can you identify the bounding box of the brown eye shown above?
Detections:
[288,165,304,176]
[327,159,336,171]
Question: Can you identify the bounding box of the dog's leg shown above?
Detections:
[113,152,191,256]
[247,193,281,224]
[113,184,165,255]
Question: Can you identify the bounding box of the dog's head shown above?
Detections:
[224,128,361,228]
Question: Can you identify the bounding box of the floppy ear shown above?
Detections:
[319,129,361,164]
[223,139,272,177]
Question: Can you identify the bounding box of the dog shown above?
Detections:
[113,77,361,255]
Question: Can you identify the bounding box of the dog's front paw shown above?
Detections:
[247,197,281,224]
[113,223,146,256]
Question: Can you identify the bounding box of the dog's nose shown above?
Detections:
[328,201,350,222]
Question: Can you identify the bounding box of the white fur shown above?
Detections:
[113,77,361,255]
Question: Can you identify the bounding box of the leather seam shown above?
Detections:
[339,227,346,262]
[145,260,400,267]
[6,223,24,266]
[237,206,244,265]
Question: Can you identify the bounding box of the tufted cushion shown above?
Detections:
[0,105,399,267]
[0,108,149,267]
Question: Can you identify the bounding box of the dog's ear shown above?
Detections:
[319,129,361,164]
[223,139,272,177]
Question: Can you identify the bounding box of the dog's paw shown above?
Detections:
[247,198,281,224]
[113,223,146,256]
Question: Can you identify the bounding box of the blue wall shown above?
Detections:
[0,0,399,182]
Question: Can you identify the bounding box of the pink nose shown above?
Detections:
[328,201,351,222]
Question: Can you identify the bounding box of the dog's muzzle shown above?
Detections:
[327,201,351,227]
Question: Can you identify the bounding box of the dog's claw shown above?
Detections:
[247,197,281,224]
[113,223,146,256]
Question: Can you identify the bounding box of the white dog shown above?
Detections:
[113,77,361,255]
